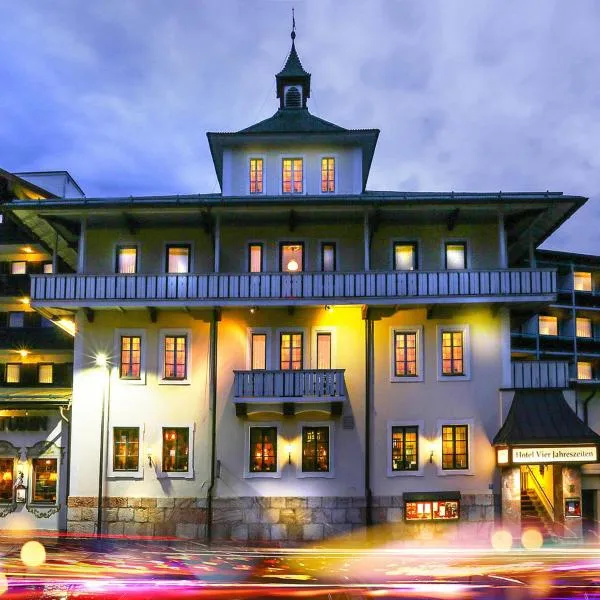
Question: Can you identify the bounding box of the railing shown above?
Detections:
[522,465,555,522]
[233,369,346,401]
[511,361,570,389]
[30,268,557,305]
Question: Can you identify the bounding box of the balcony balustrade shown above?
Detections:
[511,361,570,390]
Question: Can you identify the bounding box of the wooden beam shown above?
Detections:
[147,307,158,323]
[83,307,94,323]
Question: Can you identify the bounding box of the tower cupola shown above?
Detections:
[276,18,311,110]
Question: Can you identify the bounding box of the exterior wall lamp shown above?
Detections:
[429,450,434,464]
[286,444,293,465]
[147,448,154,467]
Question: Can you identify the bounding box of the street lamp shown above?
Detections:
[95,353,110,537]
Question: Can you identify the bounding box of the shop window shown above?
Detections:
[166,244,190,274]
[316,332,332,370]
[251,333,267,370]
[38,364,53,384]
[0,458,14,502]
[249,426,277,473]
[577,361,593,381]
[321,242,336,272]
[321,158,335,193]
[162,427,189,472]
[394,243,418,271]
[120,336,141,379]
[574,271,592,292]
[249,158,263,194]
[391,426,418,471]
[5,364,20,384]
[576,317,592,339]
[248,243,263,273]
[441,330,464,376]
[282,158,303,194]
[405,499,460,521]
[8,312,24,328]
[280,332,303,370]
[163,335,187,380]
[10,261,26,275]
[31,458,58,504]
[280,243,303,273]
[445,242,466,270]
[115,245,137,274]
[539,315,558,336]
[301,426,329,473]
[113,427,140,471]
[442,424,469,470]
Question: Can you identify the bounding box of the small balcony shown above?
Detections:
[511,361,570,390]
[30,268,557,308]
[233,369,346,417]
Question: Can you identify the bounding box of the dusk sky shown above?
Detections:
[1,1,599,254]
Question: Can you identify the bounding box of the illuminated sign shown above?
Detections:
[512,446,597,464]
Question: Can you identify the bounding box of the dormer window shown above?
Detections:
[284,85,302,108]
[282,158,303,194]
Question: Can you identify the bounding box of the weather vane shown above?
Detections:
[291,7,296,40]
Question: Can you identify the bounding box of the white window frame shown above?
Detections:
[163,242,194,274]
[107,423,145,479]
[113,242,140,274]
[248,155,266,195]
[276,327,308,371]
[442,239,469,270]
[246,328,272,370]
[386,420,425,477]
[391,239,420,271]
[437,324,471,381]
[319,154,338,195]
[114,329,147,385]
[157,423,195,479]
[244,422,281,479]
[279,155,305,195]
[297,421,335,478]
[436,418,475,476]
[159,328,192,385]
[311,327,336,370]
[390,326,424,382]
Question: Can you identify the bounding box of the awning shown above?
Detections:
[403,491,461,502]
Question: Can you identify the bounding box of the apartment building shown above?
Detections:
[3,31,599,542]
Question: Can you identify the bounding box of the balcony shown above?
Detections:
[233,369,346,417]
[30,268,557,308]
[511,361,570,390]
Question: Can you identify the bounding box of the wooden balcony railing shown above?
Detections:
[30,268,557,306]
[511,361,570,389]
[233,369,346,402]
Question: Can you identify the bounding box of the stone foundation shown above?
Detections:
[67,494,497,542]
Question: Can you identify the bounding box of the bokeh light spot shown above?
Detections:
[521,528,544,550]
[0,573,7,595]
[20,541,46,567]
[491,529,513,551]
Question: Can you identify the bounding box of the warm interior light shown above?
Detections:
[287,259,299,272]
[95,353,108,367]
[2,472,12,482]
[497,448,509,465]
[49,472,58,482]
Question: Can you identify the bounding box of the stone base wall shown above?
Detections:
[67,494,497,542]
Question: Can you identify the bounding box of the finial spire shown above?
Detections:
[291,8,296,40]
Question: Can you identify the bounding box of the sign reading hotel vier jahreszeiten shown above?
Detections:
[512,446,598,464]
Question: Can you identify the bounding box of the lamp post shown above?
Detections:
[95,353,109,538]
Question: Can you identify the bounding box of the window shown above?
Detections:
[577,361,593,381]
[280,243,303,272]
[282,158,303,194]
[8,312,24,328]
[302,426,329,472]
[43,262,53,274]
[539,315,558,336]
[0,458,13,502]
[248,243,263,273]
[10,262,26,275]
[5,364,20,384]
[574,271,592,292]
[316,332,332,370]
[249,427,277,473]
[120,336,141,379]
[391,426,418,471]
[280,332,303,370]
[31,458,58,504]
[321,158,335,193]
[576,317,593,338]
[445,242,466,270]
[251,333,267,370]
[441,331,464,376]
[249,158,264,194]
[166,244,190,273]
[38,364,53,384]
[116,245,137,274]
[394,243,417,271]
[113,427,140,471]
[162,427,189,472]
[321,242,336,272]
[285,86,302,108]
[405,499,459,521]
[442,425,469,470]
[393,331,418,377]
[163,335,187,380]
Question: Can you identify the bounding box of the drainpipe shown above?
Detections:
[364,310,374,528]
[583,389,597,425]
[206,309,219,544]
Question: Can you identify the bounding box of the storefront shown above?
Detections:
[494,389,600,540]
[0,390,70,531]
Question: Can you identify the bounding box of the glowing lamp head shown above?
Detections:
[20,297,30,306]
[22,246,34,254]
[95,353,108,367]
[18,349,29,358]
[287,259,299,272]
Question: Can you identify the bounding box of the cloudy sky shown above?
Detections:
[1,0,599,254]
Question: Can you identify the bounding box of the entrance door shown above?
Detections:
[582,489,596,540]
[520,465,556,537]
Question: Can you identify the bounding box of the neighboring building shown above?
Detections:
[3,30,599,542]
[0,169,79,530]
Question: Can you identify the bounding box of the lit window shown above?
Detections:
[445,242,466,270]
[10,262,26,275]
[38,364,53,384]
[321,242,336,272]
[391,426,418,471]
[120,336,141,379]
[164,335,187,380]
[0,458,13,502]
[251,333,267,370]
[577,362,593,381]
[43,262,53,274]
[394,243,417,271]
[576,317,592,339]
[8,312,24,328]
[249,244,263,273]
[321,158,335,193]
[282,158,303,194]
[249,159,263,194]
[116,245,137,274]
[166,245,190,273]
[441,331,464,376]
[574,272,592,292]
[394,331,418,377]
[280,243,303,272]
[302,426,329,472]
[249,427,277,473]
[442,424,469,470]
[113,427,140,471]
[31,458,58,504]
[162,428,189,472]
[405,500,459,521]
[316,332,332,370]
[539,315,558,336]
[5,364,20,384]
[280,333,303,370]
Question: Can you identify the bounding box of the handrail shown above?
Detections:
[524,465,554,522]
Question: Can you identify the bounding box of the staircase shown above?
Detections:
[521,489,558,543]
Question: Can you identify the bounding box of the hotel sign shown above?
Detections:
[512,446,597,464]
